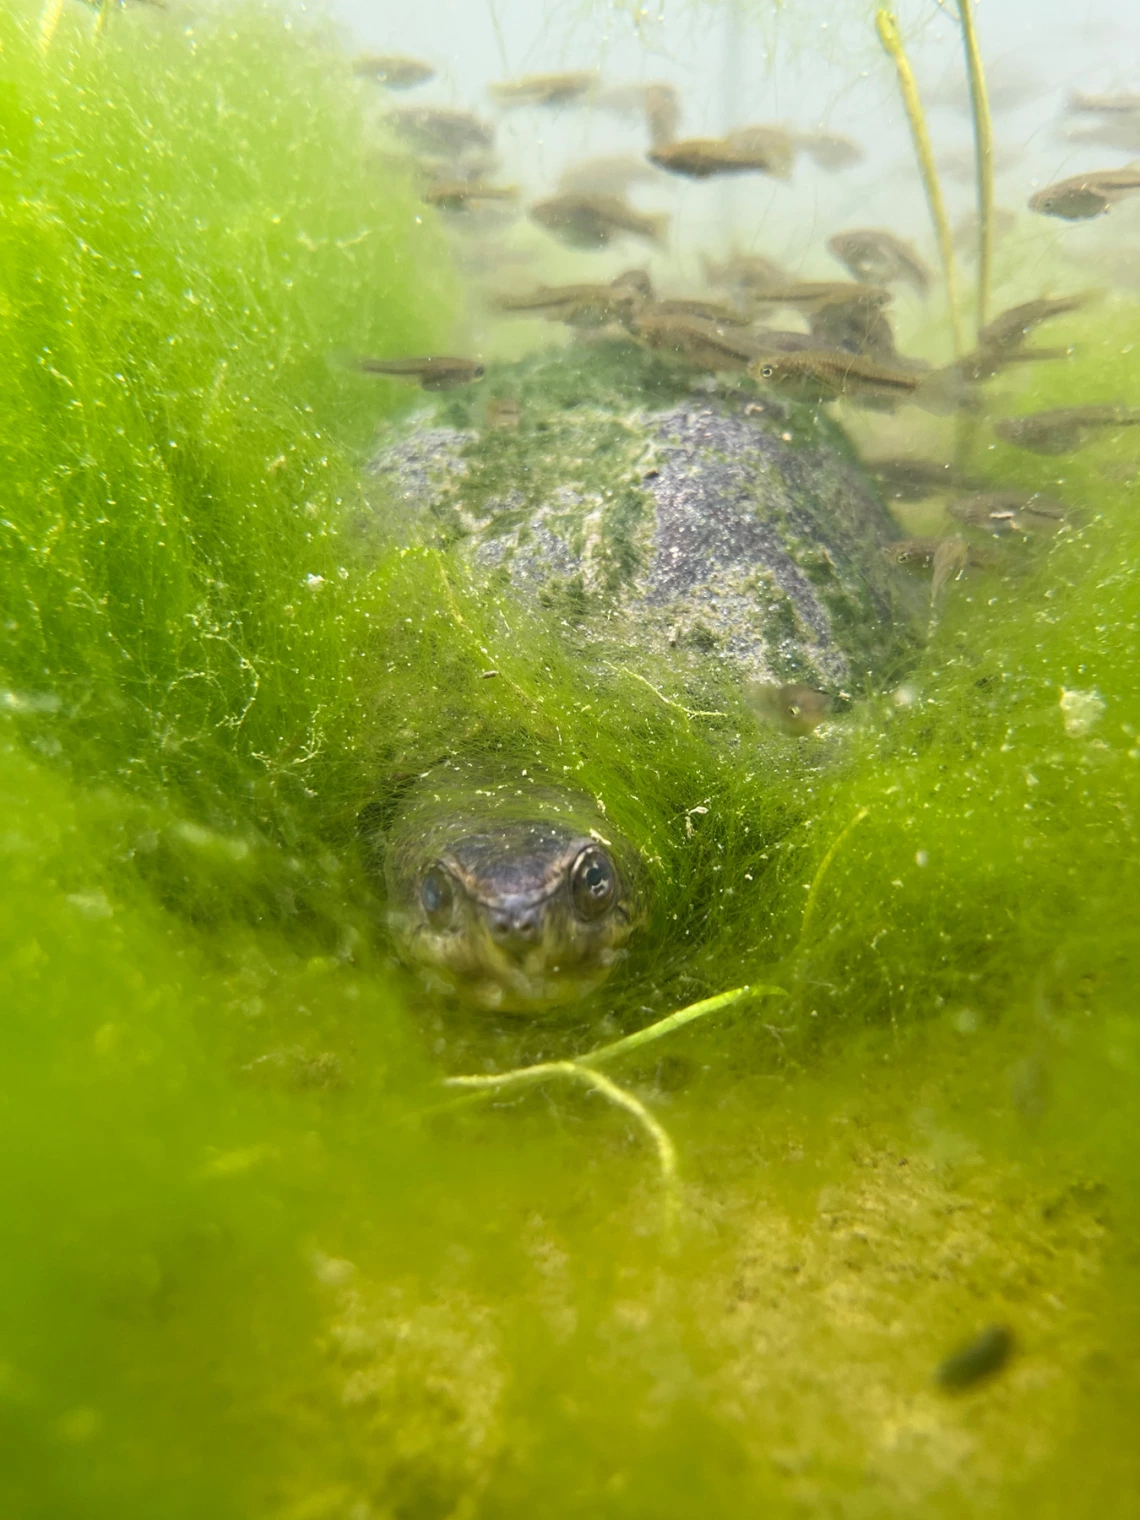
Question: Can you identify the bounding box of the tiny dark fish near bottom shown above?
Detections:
[936,1323,1015,1391]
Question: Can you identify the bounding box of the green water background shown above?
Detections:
[2,3,1139,1514]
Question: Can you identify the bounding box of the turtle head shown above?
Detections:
[380,789,644,1012]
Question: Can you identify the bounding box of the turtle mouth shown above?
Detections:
[386,824,641,1013]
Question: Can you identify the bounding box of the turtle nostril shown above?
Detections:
[489,906,542,945]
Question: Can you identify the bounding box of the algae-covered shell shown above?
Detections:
[366,344,915,697]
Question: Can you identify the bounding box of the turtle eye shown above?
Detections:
[421,865,456,929]
[570,846,617,921]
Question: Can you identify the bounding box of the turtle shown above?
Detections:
[361,340,918,1013]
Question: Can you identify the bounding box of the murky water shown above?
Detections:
[3,1,1140,1514]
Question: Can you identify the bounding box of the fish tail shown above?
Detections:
[915,366,981,417]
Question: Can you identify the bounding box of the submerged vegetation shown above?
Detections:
[3,0,1140,1515]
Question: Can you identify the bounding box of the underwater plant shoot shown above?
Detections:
[4,0,1140,1513]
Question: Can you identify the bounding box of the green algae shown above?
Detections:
[3,1,1140,1513]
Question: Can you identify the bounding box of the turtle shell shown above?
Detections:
[366,341,917,694]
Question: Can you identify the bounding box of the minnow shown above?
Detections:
[492,273,649,327]
[1066,119,1140,154]
[947,491,1068,533]
[750,349,967,413]
[936,1325,1015,1392]
[355,356,485,391]
[751,281,893,313]
[352,54,435,89]
[977,295,1087,355]
[866,458,982,500]
[884,537,996,602]
[1068,91,1140,115]
[488,70,598,108]
[529,193,668,248]
[826,228,931,294]
[484,397,521,431]
[745,682,832,737]
[994,405,1140,454]
[650,296,755,326]
[883,536,948,567]
[954,295,1086,381]
[388,107,495,157]
[791,130,864,170]
[632,312,769,371]
[957,346,1069,382]
[648,130,794,180]
[809,301,903,362]
[1029,164,1140,220]
[750,349,925,404]
[423,182,518,212]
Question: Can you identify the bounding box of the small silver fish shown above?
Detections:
[488,71,598,108]
[751,349,968,415]
[1068,91,1140,115]
[994,406,1140,454]
[651,295,755,326]
[649,130,794,181]
[955,295,1086,379]
[936,1324,1015,1392]
[1029,164,1140,220]
[423,182,518,212]
[884,537,996,602]
[355,356,485,391]
[352,54,435,89]
[529,193,668,249]
[492,272,649,328]
[791,130,864,171]
[751,281,894,314]
[484,397,521,431]
[388,107,495,157]
[947,491,1067,533]
[809,302,903,363]
[633,312,768,371]
[826,228,931,295]
[1066,119,1140,154]
[749,349,925,406]
[979,295,1087,354]
[866,458,980,501]
[745,682,832,737]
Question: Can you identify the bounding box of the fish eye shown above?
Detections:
[421,864,456,928]
[761,364,774,378]
[569,845,616,921]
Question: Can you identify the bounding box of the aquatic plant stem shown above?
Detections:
[582,983,784,1065]
[875,10,964,358]
[800,807,870,942]
[955,0,995,332]
[611,665,726,720]
[442,983,785,1231]
[445,1059,681,1232]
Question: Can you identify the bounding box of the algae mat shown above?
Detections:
[2,3,1140,1516]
